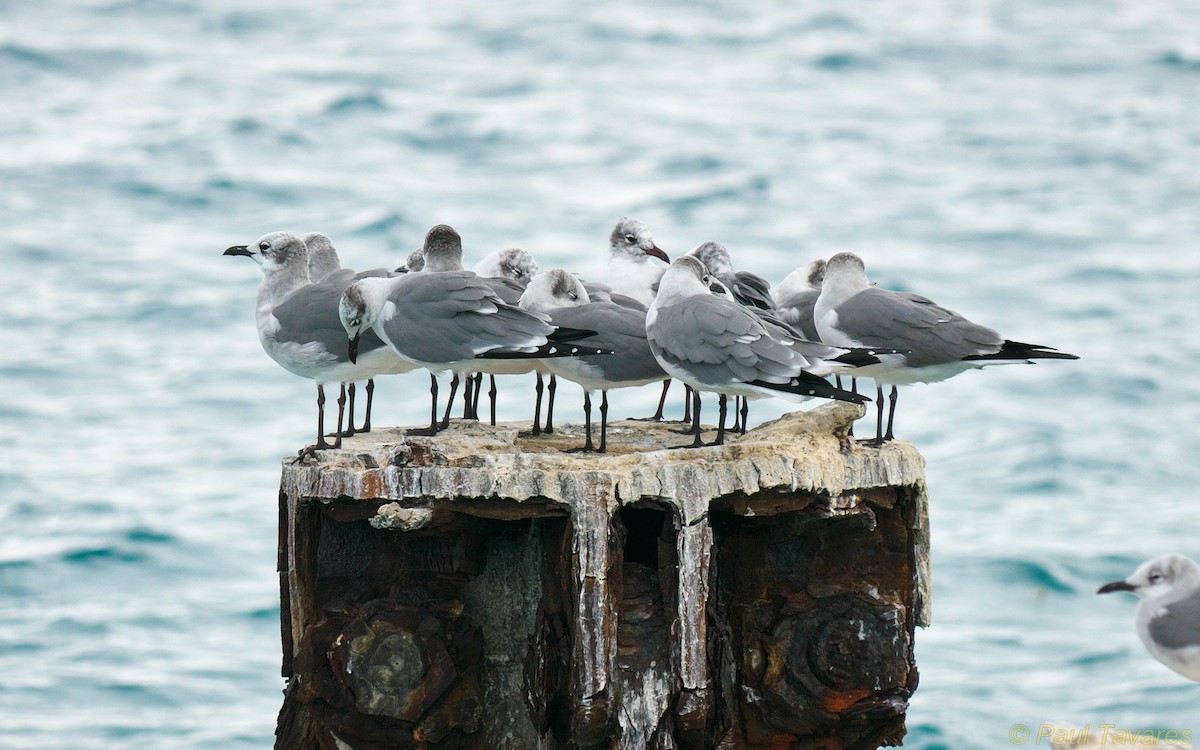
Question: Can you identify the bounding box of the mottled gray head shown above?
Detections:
[397,247,425,273]
[825,252,866,275]
[421,224,464,271]
[301,232,341,281]
[687,241,734,276]
[223,231,307,273]
[609,217,669,264]
[519,268,589,312]
[495,248,540,285]
[806,258,827,289]
[1099,555,1200,601]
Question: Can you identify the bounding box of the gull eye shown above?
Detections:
[259,241,270,251]
[568,291,578,300]
[625,234,637,244]
[1149,573,1164,584]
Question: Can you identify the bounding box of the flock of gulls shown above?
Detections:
[224,217,1079,454]
[225,220,1200,686]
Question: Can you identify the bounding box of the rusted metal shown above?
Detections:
[274,402,929,749]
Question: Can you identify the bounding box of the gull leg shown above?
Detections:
[360,378,375,433]
[682,383,693,422]
[884,385,898,441]
[333,383,346,449]
[440,372,460,429]
[342,382,357,437]
[710,394,728,446]
[598,390,609,453]
[408,373,441,436]
[871,383,885,447]
[489,375,498,426]
[739,397,748,435]
[673,389,704,449]
[634,378,672,422]
[461,372,475,420]
[847,377,857,438]
[532,372,544,435]
[545,374,557,434]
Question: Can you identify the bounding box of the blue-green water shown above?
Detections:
[2,1,1198,747]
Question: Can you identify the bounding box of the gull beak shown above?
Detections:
[348,332,361,364]
[1097,580,1136,595]
[644,244,670,264]
[224,245,253,257]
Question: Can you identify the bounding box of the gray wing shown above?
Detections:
[1148,596,1200,650]
[776,288,821,341]
[481,276,524,305]
[649,296,799,387]
[549,302,663,383]
[381,272,555,363]
[753,308,849,364]
[832,287,1002,367]
[722,270,775,311]
[271,276,390,362]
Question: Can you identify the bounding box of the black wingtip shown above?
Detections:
[749,372,870,404]
[476,342,614,360]
[548,326,600,343]
[964,340,1080,362]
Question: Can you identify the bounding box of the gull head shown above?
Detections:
[396,247,425,274]
[1098,554,1200,602]
[478,247,540,286]
[687,241,734,276]
[301,232,341,281]
[655,255,713,304]
[609,217,669,265]
[224,232,307,274]
[520,269,590,313]
[339,278,388,364]
[805,258,827,289]
[421,224,464,272]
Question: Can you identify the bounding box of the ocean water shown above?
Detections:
[1,0,1198,747]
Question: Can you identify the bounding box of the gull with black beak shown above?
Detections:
[815,252,1079,445]
[339,269,611,436]
[223,232,415,454]
[1099,554,1200,682]
[646,256,870,448]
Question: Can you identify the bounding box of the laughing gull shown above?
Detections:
[688,241,775,311]
[776,259,826,342]
[815,252,1079,445]
[520,269,666,452]
[300,231,380,432]
[1099,555,1200,682]
[606,217,677,422]
[338,272,611,436]
[646,257,870,448]
[224,232,415,454]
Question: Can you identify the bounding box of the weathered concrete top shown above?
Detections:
[282,402,927,527]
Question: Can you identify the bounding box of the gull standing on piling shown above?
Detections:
[645,257,870,448]
[1099,555,1200,682]
[224,232,415,454]
[519,269,665,452]
[815,252,1079,445]
[338,267,610,436]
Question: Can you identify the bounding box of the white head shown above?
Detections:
[396,247,425,273]
[654,256,714,305]
[338,277,393,363]
[1098,554,1200,603]
[687,241,734,276]
[519,269,590,313]
[475,247,540,286]
[421,224,464,272]
[223,231,308,275]
[609,217,669,265]
[777,258,826,298]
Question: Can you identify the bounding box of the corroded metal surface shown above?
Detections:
[276,401,930,749]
